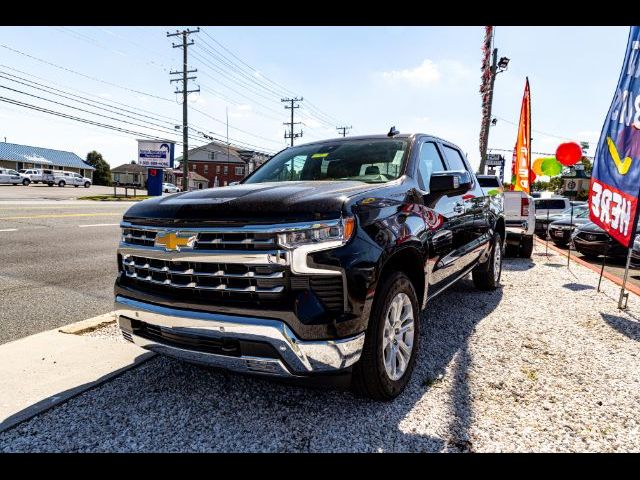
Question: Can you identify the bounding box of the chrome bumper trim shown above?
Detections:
[115,295,364,376]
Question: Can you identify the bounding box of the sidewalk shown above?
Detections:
[0,313,154,433]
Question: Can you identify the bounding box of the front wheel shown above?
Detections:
[58,180,65,187]
[22,179,31,186]
[352,272,420,401]
[472,232,503,290]
[84,182,90,188]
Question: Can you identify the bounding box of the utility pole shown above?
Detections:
[281,97,303,147]
[336,125,352,137]
[167,27,200,192]
[478,31,510,175]
[226,106,230,163]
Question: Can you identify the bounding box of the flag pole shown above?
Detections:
[597,242,608,292]
[567,203,573,268]
[617,207,640,309]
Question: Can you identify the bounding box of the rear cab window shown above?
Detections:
[535,199,567,210]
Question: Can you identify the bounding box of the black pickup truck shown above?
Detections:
[114,133,505,400]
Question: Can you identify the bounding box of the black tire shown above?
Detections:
[47,183,53,187]
[74,184,79,188]
[22,178,30,186]
[58,180,65,187]
[472,233,503,290]
[519,234,534,258]
[84,182,90,188]
[352,271,420,401]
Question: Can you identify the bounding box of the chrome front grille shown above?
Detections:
[195,232,275,250]
[122,227,157,247]
[121,254,285,294]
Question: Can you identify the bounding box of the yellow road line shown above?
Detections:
[0,213,122,220]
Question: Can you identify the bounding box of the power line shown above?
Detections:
[0,43,173,103]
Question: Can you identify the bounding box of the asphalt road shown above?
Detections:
[0,200,131,344]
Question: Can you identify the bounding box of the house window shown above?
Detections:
[223,165,228,174]
[209,152,216,160]
[235,166,244,176]
[204,164,208,174]
[216,165,220,173]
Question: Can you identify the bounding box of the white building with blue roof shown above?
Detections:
[0,141,95,180]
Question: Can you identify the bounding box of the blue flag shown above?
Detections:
[590,26,640,247]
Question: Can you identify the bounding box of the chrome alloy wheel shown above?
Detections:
[494,238,502,281]
[382,292,415,381]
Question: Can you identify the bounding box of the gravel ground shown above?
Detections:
[2,241,640,452]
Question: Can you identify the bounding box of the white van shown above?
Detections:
[534,196,571,217]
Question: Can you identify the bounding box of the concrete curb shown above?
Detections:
[58,312,116,335]
[0,314,156,434]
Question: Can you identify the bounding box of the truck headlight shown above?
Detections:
[278,217,355,248]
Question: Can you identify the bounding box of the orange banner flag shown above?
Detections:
[512,78,532,193]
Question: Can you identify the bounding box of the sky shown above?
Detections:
[0,26,631,177]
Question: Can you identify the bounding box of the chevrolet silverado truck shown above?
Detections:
[114,133,505,400]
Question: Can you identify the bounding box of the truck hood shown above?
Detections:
[123,181,381,225]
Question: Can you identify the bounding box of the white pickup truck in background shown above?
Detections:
[477,175,535,258]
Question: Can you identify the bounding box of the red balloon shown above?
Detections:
[555,142,583,166]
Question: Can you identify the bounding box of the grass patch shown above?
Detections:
[77,195,152,202]
[521,367,538,382]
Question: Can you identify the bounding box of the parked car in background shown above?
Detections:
[534,197,572,237]
[631,235,640,268]
[536,204,589,239]
[547,208,591,247]
[0,168,30,185]
[115,132,506,400]
[502,190,534,258]
[162,182,179,193]
[19,168,43,183]
[42,169,91,187]
[571,221,634,260]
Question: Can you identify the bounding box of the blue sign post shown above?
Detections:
[137,140,175,197]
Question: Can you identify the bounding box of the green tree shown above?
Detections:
[580,156,593,175]
[86,150,112,186]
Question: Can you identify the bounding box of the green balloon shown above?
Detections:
[541,157,562,176]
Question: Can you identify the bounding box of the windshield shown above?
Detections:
[244,139,409,185]
[560,205,587,216]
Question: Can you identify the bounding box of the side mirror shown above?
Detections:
[429,171,472,196]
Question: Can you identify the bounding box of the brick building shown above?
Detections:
[174,141,271,188]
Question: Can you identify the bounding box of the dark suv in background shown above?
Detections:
[114,133,505,400]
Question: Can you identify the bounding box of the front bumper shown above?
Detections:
[115,295,365,377]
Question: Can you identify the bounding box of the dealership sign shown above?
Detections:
[590,26,640,247]
[137,140,175,168]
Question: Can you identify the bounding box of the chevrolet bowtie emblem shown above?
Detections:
[154,231,197,251]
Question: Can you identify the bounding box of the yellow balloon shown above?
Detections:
[532,157,546,176]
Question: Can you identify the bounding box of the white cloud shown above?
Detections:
[380,59,440,86]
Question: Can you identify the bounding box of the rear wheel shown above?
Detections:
[84,182,90,188]
[352,272,420,401]
[519,234,534,258]
[22,178,30,186]
[58,180,65,187]
[47,182,53,187]
[473,233,503,290]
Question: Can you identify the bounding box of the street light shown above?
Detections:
[497,56,510,72]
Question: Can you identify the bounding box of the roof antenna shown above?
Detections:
[387,126,399,137]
